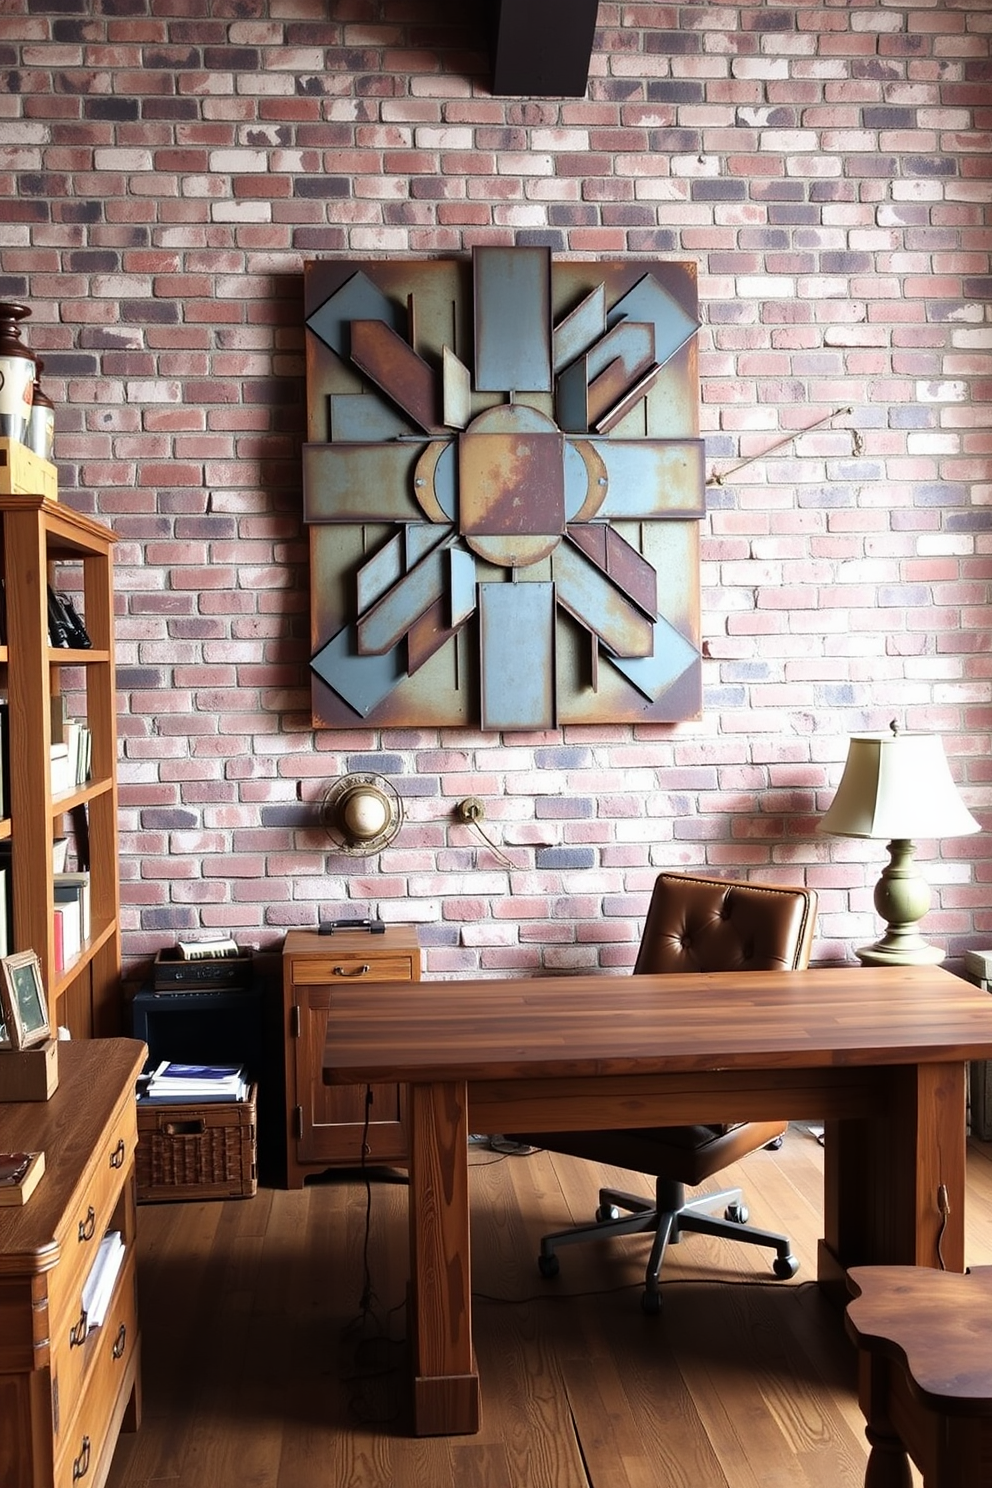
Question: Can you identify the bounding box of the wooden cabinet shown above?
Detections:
[0,1038,145,1488]
[282,927,421,1187]
[0,494,122,1038]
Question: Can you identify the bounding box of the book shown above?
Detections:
[142,1060,249,1102]
[0,1150,45,1207]
[176,937,240,961]
[52,836,69,872]
[55,871,91,941]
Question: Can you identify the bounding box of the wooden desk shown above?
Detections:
[323,964,992,1437]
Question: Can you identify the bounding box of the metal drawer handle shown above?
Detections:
[112,1322,127,1360]
[72,1435,91,1481]
[109,1138,125,1169]
[77,1206,96,1242]
[333,964,370,977]
[69,1310,88,1348]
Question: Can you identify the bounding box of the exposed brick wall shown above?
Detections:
[1,0,989,977]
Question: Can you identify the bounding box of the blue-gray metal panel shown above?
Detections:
[479,582,556,730]
[556,356,590,433]
[310,624,405,718]
[473,245,552,393]
[553,281,606,374]
[588,440,706,519]
[329,394,415,443]
[357,542,449,654]
[607,272,700,368]
[607,614,698,703]
[356,532,404,613]
[306,269,405,361]
[303,443,424,523]
[443,346,472,429]
[450,546,477,628]
[554,542,653,658]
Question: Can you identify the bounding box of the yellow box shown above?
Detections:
[0,439,57,500]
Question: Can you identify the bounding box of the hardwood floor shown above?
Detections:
[106,1126,992,1488]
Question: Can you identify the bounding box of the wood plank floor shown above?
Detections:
[106,1126,992,1488]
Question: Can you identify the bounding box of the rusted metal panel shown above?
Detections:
[304,443,424,524]
[566,524,657,618]
[473,246,552,393]
[350,319,441,435]
[554,541,653,659]
[479,582,556,731]
[304,254,705,729]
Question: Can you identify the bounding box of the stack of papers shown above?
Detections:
[82,1231,125,1333]
[141,1061,249,1103]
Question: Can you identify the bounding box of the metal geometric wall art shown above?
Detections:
[304,250,704,730]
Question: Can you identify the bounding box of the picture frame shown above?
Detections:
[0,951,50,1050]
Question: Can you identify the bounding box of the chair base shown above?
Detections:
[538,1177,799,1313]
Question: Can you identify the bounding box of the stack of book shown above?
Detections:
[139,1061,250,1104]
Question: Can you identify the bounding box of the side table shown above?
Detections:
[846,1264,992,1487]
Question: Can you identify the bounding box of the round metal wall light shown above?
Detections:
[319,773,404,855]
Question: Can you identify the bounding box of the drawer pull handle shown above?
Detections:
[72,1436,91,1481]
[78,1206,96,1242]
[109,1138,125,1169]
[333,964,370,977]
[112,1322,127,1360]
[69,1310,88,1348]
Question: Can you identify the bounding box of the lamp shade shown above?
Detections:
[819,729,980,841]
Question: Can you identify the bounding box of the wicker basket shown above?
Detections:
[135,1084,257,1203]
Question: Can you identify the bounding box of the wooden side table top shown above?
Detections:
[847,1265,992,1413]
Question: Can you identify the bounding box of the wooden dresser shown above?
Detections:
[282,927,421,1187]
[0,1038,146,1488]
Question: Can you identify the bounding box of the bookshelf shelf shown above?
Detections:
[0,492,122,1037]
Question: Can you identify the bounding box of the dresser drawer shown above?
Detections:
[51,1242,137,1456]
[53,1248,138,1487]
[46,1102,136,1343]
[291,954,416,984]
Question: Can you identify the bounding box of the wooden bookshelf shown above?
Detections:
[0,492,122,1037]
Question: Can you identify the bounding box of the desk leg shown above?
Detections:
[407,1079,480,1436]
[821,1061,966,1285]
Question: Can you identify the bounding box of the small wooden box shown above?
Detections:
[152,947,253,992]
[0,439,57,500]
[0,1037,59,1101]
[135,1084,257,1203]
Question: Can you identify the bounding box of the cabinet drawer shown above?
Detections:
[52,1247,138,1462]
[47,1107,135,1337]
[292,955,415,984]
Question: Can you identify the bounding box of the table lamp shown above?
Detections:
[819,722,981,966]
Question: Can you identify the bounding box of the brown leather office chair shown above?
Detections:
[518,870,819,1314]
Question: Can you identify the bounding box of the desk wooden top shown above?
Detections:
[323,964,992,1085]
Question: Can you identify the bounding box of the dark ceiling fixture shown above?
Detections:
[487,0,599,98]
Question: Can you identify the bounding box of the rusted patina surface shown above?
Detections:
[304,250,704,729]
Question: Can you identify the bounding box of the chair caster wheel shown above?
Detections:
[773,1254,799,1280]
[538,1252,560,1279]
[725,1201,749,1224]
[764,1135,784,1150]
[641,1288,662,1315]
[596,1203,621,1222]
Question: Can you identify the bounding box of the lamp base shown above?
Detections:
[855,938,945,968]
[856,838,945,967]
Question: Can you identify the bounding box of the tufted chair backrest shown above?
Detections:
[633,871,818,977]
